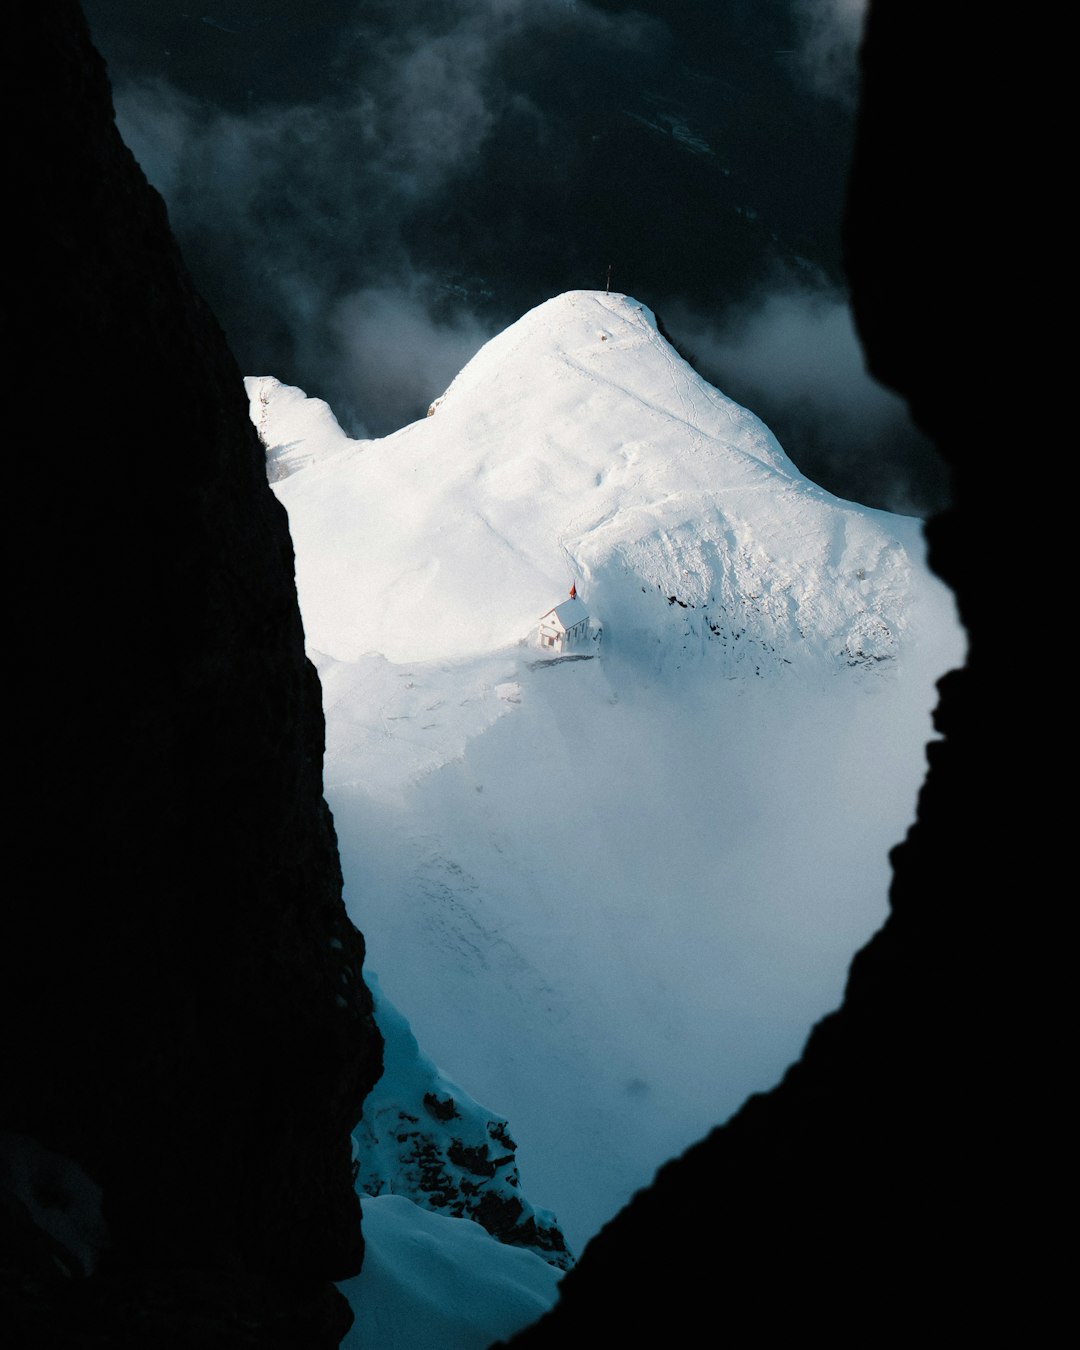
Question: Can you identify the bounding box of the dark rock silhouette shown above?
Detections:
[501,7,1000,1343]
[3,4,381,1343]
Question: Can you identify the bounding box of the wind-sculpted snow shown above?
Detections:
[259,290,964,1250]
[247,375,356,481]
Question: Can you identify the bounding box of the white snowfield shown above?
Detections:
[250,291,964,1322]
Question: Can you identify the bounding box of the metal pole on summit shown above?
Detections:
[606,264,612,294]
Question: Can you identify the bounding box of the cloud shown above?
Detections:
[112,0,654,249]
[109,0,654,433]
[327,284,495,436]
[106,3,935,508]
[790,0,867,102]
[665,284,947,515]
[112,68,494,431]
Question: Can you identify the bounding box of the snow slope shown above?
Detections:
[255,290,964,1253]
[340,1195,560,1350]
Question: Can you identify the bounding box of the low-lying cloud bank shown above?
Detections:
[667,284,945,515]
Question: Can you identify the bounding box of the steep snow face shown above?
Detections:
[263,291,964,1251]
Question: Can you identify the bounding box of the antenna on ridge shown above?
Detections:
[606,263,612,294]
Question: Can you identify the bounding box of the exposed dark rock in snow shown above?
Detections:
[3,4,381,1343]
[501,6,1016,1344]
[356,979,572,1272]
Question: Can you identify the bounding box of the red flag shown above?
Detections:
[569,582,577,599]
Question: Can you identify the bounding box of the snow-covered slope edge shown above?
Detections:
[357,973,572,1270]
[247,375,359,481]
[340,1195,561,1350]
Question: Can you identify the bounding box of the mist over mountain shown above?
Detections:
[81,0,944,514]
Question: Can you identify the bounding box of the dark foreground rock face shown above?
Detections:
[3,5,382,1343]
[502,8,1010,1345]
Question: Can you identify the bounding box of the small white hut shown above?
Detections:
[537,590,591,653]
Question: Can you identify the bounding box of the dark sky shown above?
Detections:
[82,0,947,515]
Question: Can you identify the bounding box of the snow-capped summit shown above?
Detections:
[258,291,938,680]
[252,292,963,1257]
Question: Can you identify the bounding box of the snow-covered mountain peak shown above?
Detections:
[248,292,963,1255]
[256,290,944,680]
[429,288,793,476]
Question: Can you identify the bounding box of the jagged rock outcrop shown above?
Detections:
[2,5,382,1343]
[355,978,572,1272]
[502,7,1011,1344]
